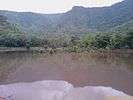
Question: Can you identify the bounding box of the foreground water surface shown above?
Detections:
[0,51,133,95]
[0,80,132,100]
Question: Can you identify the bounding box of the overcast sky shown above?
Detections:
[0,0,123,14]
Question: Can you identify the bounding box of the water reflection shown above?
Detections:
[0,51,133,95]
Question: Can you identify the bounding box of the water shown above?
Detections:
[0,80,132,100]
[0,51,133,95]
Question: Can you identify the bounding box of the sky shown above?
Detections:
[0,0,123,14]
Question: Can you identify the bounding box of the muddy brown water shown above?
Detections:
[0,51,133,95]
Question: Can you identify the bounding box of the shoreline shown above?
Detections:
[0,47,133,53]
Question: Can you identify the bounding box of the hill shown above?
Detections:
[0,0,133,36]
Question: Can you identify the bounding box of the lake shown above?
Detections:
[0,51,133,95]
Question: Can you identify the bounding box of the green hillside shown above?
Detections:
[0,0,133,36]
[0,0,133,49]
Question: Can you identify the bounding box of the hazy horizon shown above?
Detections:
[0,0,123,14]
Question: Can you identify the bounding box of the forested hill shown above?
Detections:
[0,0,133,36]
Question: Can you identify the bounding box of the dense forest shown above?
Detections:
[0,14,133,51]
[0,0,133,51]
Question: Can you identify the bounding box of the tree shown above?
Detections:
[0,15,27,47]
[125,32,133,49]
[92,33,110,49]
[110,33,125,49]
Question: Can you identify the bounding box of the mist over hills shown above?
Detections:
[0,0,133,36]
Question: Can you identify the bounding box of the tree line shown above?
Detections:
[70,32,133,52]
[0,14,133,50]
[0,31,133,50]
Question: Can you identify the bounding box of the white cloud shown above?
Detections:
[0,0,123,14]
